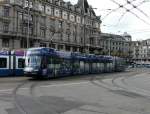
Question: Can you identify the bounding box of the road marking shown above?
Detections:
[40,81,90,88]
[0,89,13,92]
[0,81,90,93]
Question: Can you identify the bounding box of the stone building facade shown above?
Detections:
[0,0,102,53]
[99,33,132,58]
[132,39,150,63]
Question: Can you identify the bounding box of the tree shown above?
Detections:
[49,25,63,47]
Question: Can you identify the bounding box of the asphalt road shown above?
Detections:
[0,68,150,114]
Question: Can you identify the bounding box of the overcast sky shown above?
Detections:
[64,0,150,41]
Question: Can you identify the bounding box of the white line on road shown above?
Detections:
[0,81,90,93]
[40,81,90,88]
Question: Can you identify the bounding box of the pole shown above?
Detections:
[27,0,30,48]
[109,38,111,56]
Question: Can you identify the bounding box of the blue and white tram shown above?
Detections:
[24,47,127,78]
[14,50,25,76]
[103,56,114,73]
[0,50,25,77]
[24,47,57,78]
[114,57,126,72]
[0,51,11,76]
[55,51,72,77]
[72,52,87,75]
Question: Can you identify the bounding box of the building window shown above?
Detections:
[40,29,45,38]
[73,25,77,43]
[66,46,70,51]
[3,22,9,33]
[81,37,83,44]
[2,39,9,48]
[29,27,33,35]
[40,43,46,47]
[21,39,27,48]
[48,0,52,3]
[50,44,55,48]
[58,21,63,29]
[58,45,63,50]
[41,16,45,25]
[23,13,33,21]
[90,38,94,45]
[3,6,9,17]
[50,19,55,26]
[55,9,59,17]
[23,26,27,35]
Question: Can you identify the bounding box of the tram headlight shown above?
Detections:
[24,67,33,72]
[33,69,39,72]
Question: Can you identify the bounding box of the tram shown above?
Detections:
[114,57,126,72]
[24,47,126,78]
[0,50,25,77]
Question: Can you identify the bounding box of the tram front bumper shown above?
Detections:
[24,67,39,76]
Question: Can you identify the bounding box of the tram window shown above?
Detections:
[41,56,47,68]
[18,58,25,68]
[80,61,84,69]
[73,61,80,69]
[0,58,7,68]
[47,57,53,69]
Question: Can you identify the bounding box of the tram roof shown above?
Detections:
[0,50,26,56]
[71,52,87,61]
[56,51,72,59]
[14,50,26,56]
[27,47,56,56]
[0,50,10,55]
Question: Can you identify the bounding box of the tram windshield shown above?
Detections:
[26,56,41,67]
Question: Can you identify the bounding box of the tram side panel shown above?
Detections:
[72,60,80,75]
[84,62,90,74]
[114,57,126,72]
[15,56,25,76]
[0,55,13,76]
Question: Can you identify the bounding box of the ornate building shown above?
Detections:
[0,0,102,53]
[132,39,150,63]
[99,33,132,58]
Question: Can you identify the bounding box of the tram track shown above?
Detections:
[13,81,29,114]
[90,69,150,98]
[10,68,150,114]
[12,79,60,114]
[12,72,129,114]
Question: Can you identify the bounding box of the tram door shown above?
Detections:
[106,63,111,72]
[84,62,89,74]
[79,61,85,74]
[0,56,10,76]
[92,63,97,73]
[41,56,55,77]
[72,60,80,75]
[100,63,105,73]
[15,56,25,76]
[97,63,100,73]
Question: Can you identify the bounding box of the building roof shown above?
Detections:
[100,33,126,41]
[76,0,96,16]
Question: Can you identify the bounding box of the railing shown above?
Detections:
[90,33,99,38]
[0,0,10,4]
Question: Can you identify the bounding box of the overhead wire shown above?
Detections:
[116,0,149,25]
[108,0,150,25]
[130,2,149,18]
[102,0,137,20]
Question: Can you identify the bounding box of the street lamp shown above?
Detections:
[107,37,114,56]
[24,0,32,48]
